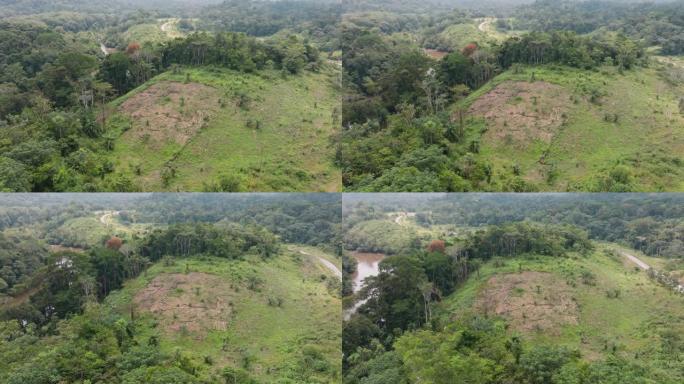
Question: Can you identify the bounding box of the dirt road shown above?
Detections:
[620,250,651,270]
[100,212,111,224]
[394,212,405,225]
[99,211,120,225]
[160,18,183,39]
[479,18,495,32]
[299,250,342,279]
[393,211,414,226]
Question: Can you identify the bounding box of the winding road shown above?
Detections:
[619,250,651,270]
[99,211,120,225]
[298,249,342,279]
[160,18,183,39]
[478,17,495,33]
[393,211,415,226]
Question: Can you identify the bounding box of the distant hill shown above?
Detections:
[0,0,222,16]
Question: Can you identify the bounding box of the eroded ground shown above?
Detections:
[118,81,220,148]
[134,272,235,338]
[475,271,579,334]
[468,81,570,148]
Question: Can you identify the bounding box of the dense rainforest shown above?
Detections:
[343,193,684,257]
[0,0,222,16]
[3,0,683,192]
[514,0,684,54]
[340,27,644,191]
[199,0,342,50]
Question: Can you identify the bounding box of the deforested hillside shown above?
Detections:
[458,63,684,191]
[103,243,342,383]
[0,193,342,383]
[340,1,684,192]
[342,193,684,384]
[105,64,340,192]
[0,1,342,192]
[439,244,684,366]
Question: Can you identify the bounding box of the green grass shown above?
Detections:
[51,217,120,247]
[456,64,684,191]
[157,18,186,39]
[438,23,490,49]
[105,64,341,192]
[123,23,169,45]
[344,215,470,255]
[344,219,419,254]
[48,212,150,248]
[105,247,341,383]
[435,18,511,50]
[288,244,342,272]
[438,245,684,363]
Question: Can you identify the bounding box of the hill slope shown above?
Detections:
[104,247,341,383]
[439,245,684,373]
[458,64,684,191]
[0,247,341,383]
[105,64,341,192]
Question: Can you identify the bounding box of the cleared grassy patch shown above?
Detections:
[105,64,341,191]
[437,23,490,50]
[457,64,684,191]
[123,23,169,45]
[439,246,684,363]
[51,217,121,247]
[105,248,341,382]
[344,219,418,254]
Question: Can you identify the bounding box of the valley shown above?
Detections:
[0,193,342,383]
[340,0,684,192]
[342,193,684,383]
[0,0,342,192]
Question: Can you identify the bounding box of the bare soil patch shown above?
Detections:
[134,272,234,338]
[468,81,570,148]
[48,244,85,253]
[672,271,684,286]
[119,82,220,148]
[475,271,578,335]
[424,49,448,60]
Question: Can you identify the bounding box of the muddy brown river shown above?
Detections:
[345,251,386,320]
[351,251,386,293]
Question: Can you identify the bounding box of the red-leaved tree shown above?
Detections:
[126,42,141,56]
[427,239,446,254]
[106,236,123,250]
[462,43,478,57]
